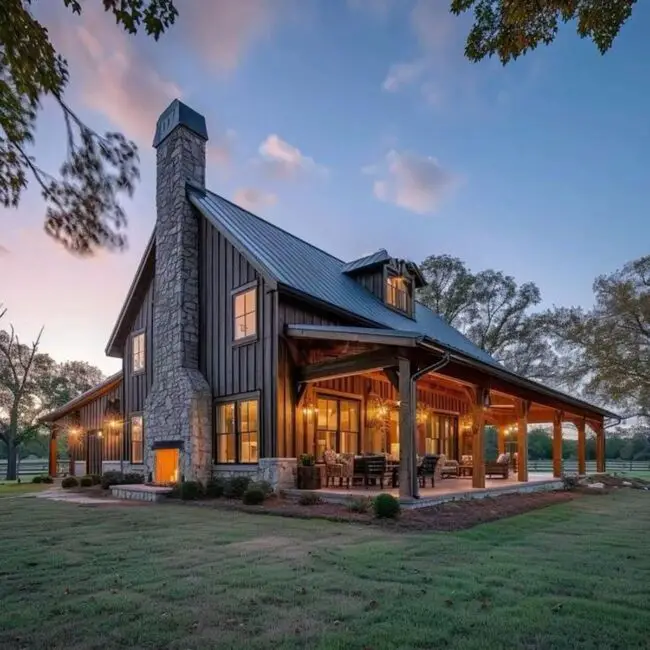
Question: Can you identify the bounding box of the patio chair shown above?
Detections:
[353,455,387,489]
[339,453,354,489]
[323,449,343,487]
[485,459,509,479]
[418,454,440,488]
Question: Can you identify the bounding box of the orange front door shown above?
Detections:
[154,449,179,483]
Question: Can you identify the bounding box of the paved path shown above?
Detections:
[30,487,125,505]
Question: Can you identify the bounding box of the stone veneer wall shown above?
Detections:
[144,108,213,484]
[214,458,298,491]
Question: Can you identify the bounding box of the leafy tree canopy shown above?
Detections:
[452,0,638,64]
[1,0,178,254]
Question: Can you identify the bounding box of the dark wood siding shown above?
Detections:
[199,218,278,458]
[356,269,384,302]
[123,279,154,419]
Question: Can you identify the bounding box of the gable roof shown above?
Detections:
[188,187,500,368]
[341,249,391,273]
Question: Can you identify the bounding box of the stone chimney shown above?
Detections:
[144,99,212,483]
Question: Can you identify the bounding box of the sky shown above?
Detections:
[2,0,650,376]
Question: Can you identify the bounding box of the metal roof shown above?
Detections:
[188,187,500,368]
[341,249,390,273]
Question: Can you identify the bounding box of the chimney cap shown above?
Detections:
[153,99,208,148]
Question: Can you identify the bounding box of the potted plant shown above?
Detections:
[296,454,321,490]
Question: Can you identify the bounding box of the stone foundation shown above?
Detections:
[111,484,173,502]
[214,458,297,491]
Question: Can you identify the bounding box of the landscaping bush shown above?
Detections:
[41,475,54,484]
[563,474,580,490]
[224,476,251,499]
[79,476,94,488]
[89,474,102,486]
[346,496,373,514]
[205,477,225,498]
[249,480,274,497]
[298,493,322,506]
[61,476,79,489]
[179,481,204,501]
[242,486,266,505]
[373,493,400,519]
[123,472,144,485]
[31,476,43,484]
[101,471,124,490]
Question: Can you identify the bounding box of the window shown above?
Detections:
[215,397,259,463]
[233,287,257,341]
[386,275,410,312]
[424,414,458,458]
[131,415,143,464]
[316,396,360,458]
[132,332,145,373]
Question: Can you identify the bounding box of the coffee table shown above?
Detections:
[459,464,473,477]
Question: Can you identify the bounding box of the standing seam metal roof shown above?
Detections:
[188,187,500,368]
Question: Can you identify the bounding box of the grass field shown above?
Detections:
[1,492,649,650]
[0,482,48,497]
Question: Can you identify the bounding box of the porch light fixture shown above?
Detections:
[302,401,317,417]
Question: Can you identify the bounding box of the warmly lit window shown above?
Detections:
[425,415,458,458]
[132,332,145,373]
[316,397,360,458]
[131,415,143,464]
[386,275,409,312]
[233,287,257,340]
[215,398,259,463]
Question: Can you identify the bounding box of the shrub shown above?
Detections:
[242,486,266,505]
[373,493,400,519]
[61,476,79,489]
[101,471,124,490]
[346,496,373,514]
[179,480,204,501]
[224,476,251,499]
[79,475,94,487]
[41,475,54,484]
[31,476,43,484]
[249,480,274,497]
[299,454,315,467]
[298,493,322,506]
[205,477,225,498]
[89,474,102,486]
[123,472,144,485]
[562,474,580,490]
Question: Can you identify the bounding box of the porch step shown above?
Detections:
[110,484,173,502]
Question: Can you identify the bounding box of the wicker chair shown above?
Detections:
[323,449,343,487]
[339,453,354,489]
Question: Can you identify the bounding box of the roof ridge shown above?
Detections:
[200,187,346,265]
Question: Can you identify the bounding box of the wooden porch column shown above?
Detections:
[595,419,606,473]
[398,356,417,499]
[497,424,507,455]
[576,418,586,476]
[48,428,57,477]
[471,388,486,489]
[552,411,563,478]
[516,400,530,482]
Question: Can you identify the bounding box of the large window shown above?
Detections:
[233,286,257,341]
[215,397,259,463]
[132,332,145,373]
[386,275,410,312]
[425,414,458,458]
[131,415,143,464]
[316,396,360,458]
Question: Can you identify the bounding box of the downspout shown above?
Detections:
[410,351,451,498]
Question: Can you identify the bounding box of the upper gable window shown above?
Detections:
[132,332,145,373]
[233,286,257,341]
[386,275,410,313]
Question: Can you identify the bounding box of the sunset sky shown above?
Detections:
[2,0,649,376]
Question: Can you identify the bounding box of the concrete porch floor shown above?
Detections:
[286,472,563,509]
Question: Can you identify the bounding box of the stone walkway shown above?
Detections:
[30,487,125,505]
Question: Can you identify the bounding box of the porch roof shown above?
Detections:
[285,323,619,421]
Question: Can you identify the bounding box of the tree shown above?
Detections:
[545,256,650,421]
[1,0,178,254]
[418,254,560,383]
[451,0,638,64]
[0,308,104,479]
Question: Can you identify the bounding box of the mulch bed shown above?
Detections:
[187,490,577,532]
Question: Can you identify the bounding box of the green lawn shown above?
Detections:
[1,493,649,650]
[0,482,48,497]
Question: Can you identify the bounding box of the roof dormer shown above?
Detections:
[341,250,426,319]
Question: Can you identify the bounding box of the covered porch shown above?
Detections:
[281,324,615,499]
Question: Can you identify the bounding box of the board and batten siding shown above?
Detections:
[199,218,278,458]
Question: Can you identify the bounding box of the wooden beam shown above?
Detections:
[553,411,563,478]
[48,428,57,477]
[577,418,586,476]
[594,418,606,473]
[398,356,417,499]
[516,399,530,482]
[298,349,397,383]
[383,366,399,391]
[471,387,487,489]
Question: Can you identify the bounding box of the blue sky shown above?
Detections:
[1,0,649,374]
